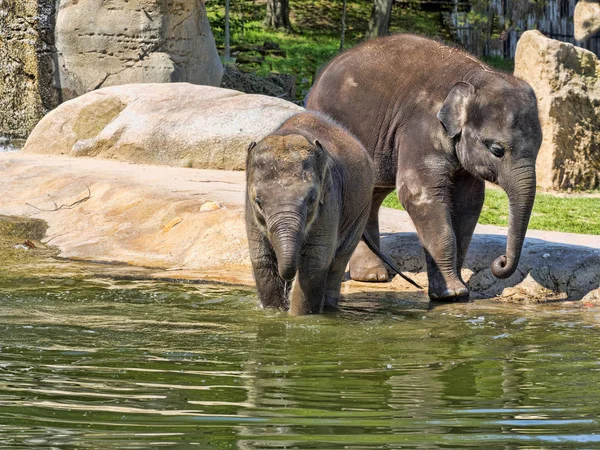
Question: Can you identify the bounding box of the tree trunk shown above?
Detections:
[264,0,291,30]
[224,0,231,59]
[366,0,394,39]
[339,0,348,52]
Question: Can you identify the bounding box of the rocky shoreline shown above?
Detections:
[1,152,598,305]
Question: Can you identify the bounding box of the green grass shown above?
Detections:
[482,56,515,73]
[382,189,600,235]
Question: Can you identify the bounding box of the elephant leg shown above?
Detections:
[324,251,354,310]
[452,174,485,277]
[289,265,329,315]
[349,187,394,282]
[252,258,289,309]
[289,235,335,315]
[247,228,288,309]
[400,189,468,301]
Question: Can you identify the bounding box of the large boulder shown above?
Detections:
[514,30,600,191]
[0,0,224,140]
[23,84,304,170]
[0,0,61,139]
[55,0,223,101]
[575,0,600,41]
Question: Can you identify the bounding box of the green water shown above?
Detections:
[1,277,600,449]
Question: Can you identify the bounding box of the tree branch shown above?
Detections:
[27,185,92,212]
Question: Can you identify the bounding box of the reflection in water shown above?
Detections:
[0,277,599,448]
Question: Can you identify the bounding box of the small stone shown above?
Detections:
[543,253,550,258]
[200,201,222,212]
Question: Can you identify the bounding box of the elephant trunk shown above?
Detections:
[492,163,536,279]
[268,211,304,281]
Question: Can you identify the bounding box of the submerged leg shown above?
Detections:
[248,226,288,309]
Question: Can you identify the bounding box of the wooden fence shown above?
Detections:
[446,0,600,58]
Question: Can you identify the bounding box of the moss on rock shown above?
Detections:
[0,215,48,241]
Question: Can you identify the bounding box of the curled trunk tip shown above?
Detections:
[491,255,513,279]
[278,262,297,281]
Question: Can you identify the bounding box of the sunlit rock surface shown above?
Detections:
[514,30,600,191]
[0,152,598,303]
[575,0,600,41]
[55,0,223,101]
[23,84,304,170]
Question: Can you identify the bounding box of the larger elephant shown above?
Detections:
[306,34,542,301]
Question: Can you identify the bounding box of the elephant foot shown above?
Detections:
[428,279,469,302]
[323,295,341,312]
[349,241,389,282]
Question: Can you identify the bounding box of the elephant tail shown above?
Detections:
[361,232,423,290]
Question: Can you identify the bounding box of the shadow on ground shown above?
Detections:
[377,231,600,303]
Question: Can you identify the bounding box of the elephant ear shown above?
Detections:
[313,140,331,205]
[437,82,474,138]
[245,141,257,168]
[313,139,325,152]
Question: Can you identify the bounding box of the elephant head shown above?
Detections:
[246,134,330,281]
[437,75,542,279]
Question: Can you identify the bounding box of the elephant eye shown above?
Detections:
[486,142,506,158]
[254,197,263,210]
[306,191,317,206]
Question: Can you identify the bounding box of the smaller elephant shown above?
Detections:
[245,112,374,315]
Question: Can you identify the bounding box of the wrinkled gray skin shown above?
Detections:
[246,112,374,315]
[307,35,542,301]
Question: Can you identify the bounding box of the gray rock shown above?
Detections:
[0,0,224,139]
[380,223,600,302]
[55,0,223,101]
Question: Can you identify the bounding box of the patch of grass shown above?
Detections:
[482,56,515,73]
[383,189,600,235]
[206,0,450,98]
[382,193,405,211]
[237,28,341,97]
